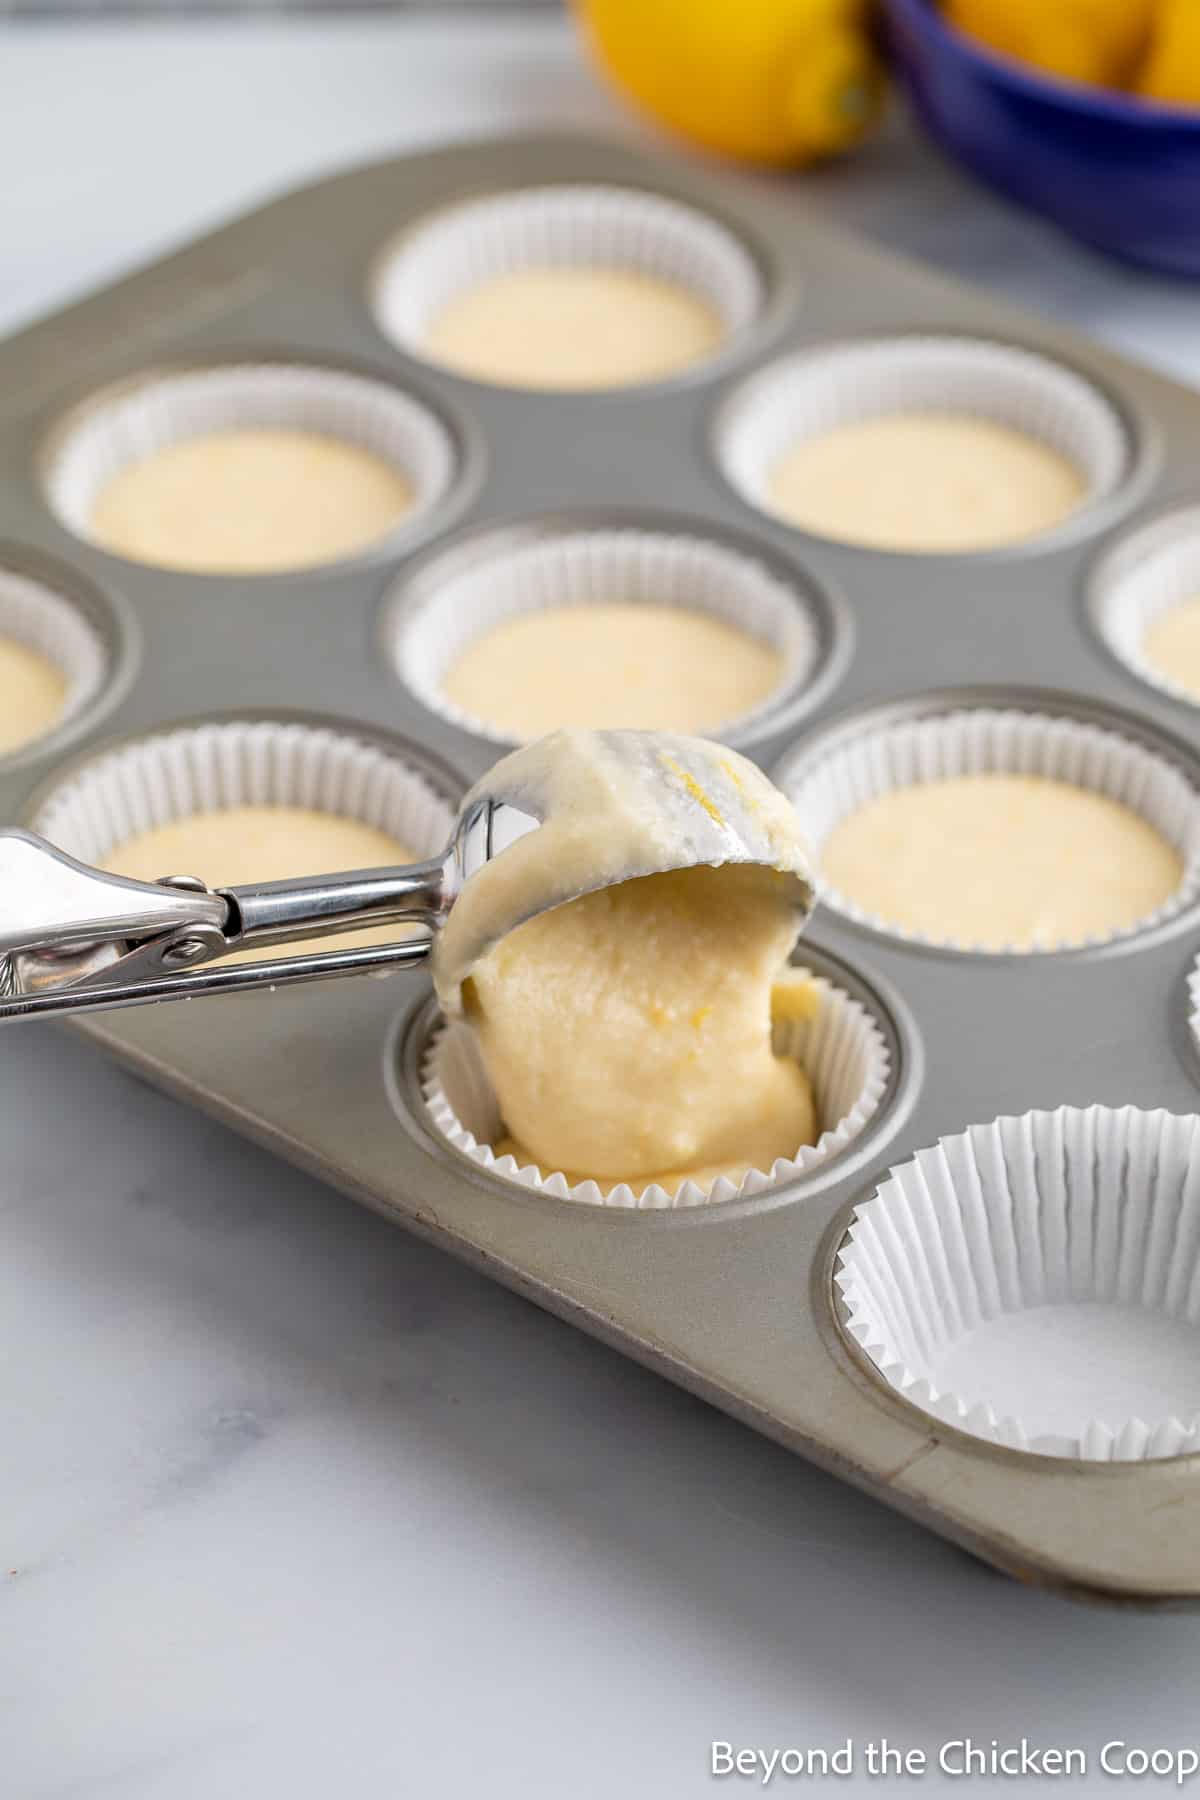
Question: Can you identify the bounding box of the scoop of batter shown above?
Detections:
[462,863,815,1183]
[434,728,814,1017]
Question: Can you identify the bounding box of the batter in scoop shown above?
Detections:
[821,773,1181,948]
[462,863,815,1191]
[767,414,1085,552]
[0,637,68,753]
[441,603,783,738]
[102,808,418,963]
[424,267,723,390]
[90,429,413,573]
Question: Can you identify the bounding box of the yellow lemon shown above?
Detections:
[944,0,1155,89]
[1136,0,1200,106]
[575,0,886,166]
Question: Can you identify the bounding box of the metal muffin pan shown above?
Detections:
[4,133,1200,1605]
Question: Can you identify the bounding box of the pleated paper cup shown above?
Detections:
[32,718,457,964]
[386,526,822,747]
[779,704,1200,953]
[420,960,890,1211]
[1187,954,1200,1057]
[0,565,110,754]
[1091,504,1200,707]
[372,184,762,387]
[837,1106,1200,1462]
[716,335,1130,550]
[43,363,458,569]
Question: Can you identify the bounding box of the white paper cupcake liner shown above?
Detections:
[386,526,822,746]
[420,961,890,1211]
[779,704,1200,953]
[372,184,761,378]
[33,717,456,888]
[1186,954,1200,1057]
[837,1105,1200,1461]
[0,566,109,752]
[44,363,458,564]
[716,335,1130,547]
[1091,504,1200,707]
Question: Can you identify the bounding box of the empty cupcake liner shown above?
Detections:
[420,961,890,1211]
[779,704,1200,953]
[1091,504,1200,707]
[372,184,761,377]
[716,335,1130,546]
[0,566,110,752]
[44,363,458,563]
[386,526,822,746]
[33,719,456,927]
[1186,954,1200,1058]
[836,1105,1200,1461]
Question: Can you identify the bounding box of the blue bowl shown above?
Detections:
[881,0,1200,275]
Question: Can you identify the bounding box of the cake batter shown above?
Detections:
[441,603,783,737]
[0,637,67,753]
[767,414,1086,552]
[1143,596,1200,701]
[463,864,816,1188]
[90,429,413,573]
[820,773,1182,948]
[102,808,418,962]
[423,267,723,389]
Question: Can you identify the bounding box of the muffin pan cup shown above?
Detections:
[715,334,1132,552]
[421,957,891,1209]
[778,698,1200,952]
[43,361,460,571]
[837,1106,1200,1462]
[4,133,1200,1605]
[384,521,825,747]
[370,183,763,386]
[1090,505,1200,709]
[0,563,114,755]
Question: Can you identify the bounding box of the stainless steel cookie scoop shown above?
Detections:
[0,729,815,1023]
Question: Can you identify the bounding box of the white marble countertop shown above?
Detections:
[5,18,1200,1798]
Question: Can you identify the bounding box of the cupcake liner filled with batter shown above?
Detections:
[32,718,456,964]
[44,363,458,574]
[716,335,1129,554]
[0,566,111,756]
[421,959,890,1211]
[1091,504,1200,707]
[837,1106,1200,1461]
[386,526,822,745]
[371,185,762,391]
[780,704,1200,953]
